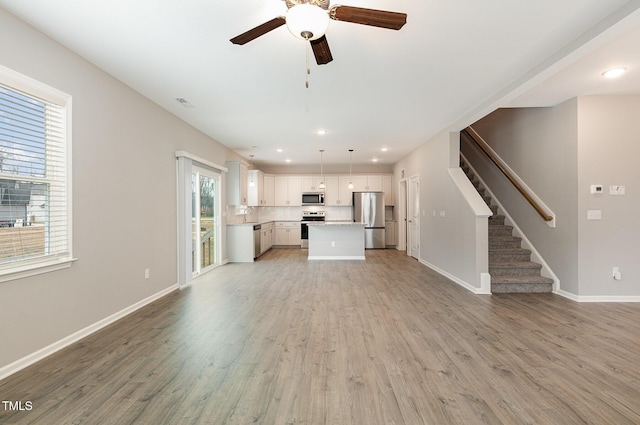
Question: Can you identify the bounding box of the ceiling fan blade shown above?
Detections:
[330,5,407,30]
[230,17,286,45]
[310,36,333,65]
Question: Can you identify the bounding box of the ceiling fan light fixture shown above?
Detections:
[601,67,627,79]
[286,4,330,40]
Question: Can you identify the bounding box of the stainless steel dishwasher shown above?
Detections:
[253,224,261,258]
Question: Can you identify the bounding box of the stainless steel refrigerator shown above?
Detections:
[352,191,386,249]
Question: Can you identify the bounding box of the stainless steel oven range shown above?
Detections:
[301,211,325,248]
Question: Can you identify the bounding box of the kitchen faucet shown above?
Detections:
[241,208,249,224]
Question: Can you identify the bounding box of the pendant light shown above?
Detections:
[318,149,326,189]
[248,155,255,187]
[347,149,354,189]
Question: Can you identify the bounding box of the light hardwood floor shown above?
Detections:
[1,249,639,424]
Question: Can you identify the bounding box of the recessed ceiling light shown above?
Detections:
[276,148,284,153]
[372,158,379,162]
[285,159,292,163]
[381,148,388,152]
[317,129,327,135]
[601,67,627,79]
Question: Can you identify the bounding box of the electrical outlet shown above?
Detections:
[144,268,150,279]
[612,267,622,280]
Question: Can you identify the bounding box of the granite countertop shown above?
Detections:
[308,221,365,226]
[227,220,274,226]
[228,220,304,226]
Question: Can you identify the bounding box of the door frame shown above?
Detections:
[398,178,407,252]
[176,152,227,288]
[408,174,420,259]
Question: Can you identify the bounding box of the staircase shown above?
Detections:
[461,157,554,293]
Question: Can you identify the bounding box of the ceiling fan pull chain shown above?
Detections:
[305,40,311,88]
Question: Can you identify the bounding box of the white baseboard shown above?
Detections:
[308,256,366,260]
[419,259,490,295]
[557,289,640,302]
[0,284,179,381]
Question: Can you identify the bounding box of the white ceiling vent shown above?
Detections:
[175,97,195,108]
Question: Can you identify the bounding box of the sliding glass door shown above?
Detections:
[192,166,221,277]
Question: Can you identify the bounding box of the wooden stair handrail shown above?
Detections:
[462,126,554,222]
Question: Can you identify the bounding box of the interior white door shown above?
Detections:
[408,175,420,259]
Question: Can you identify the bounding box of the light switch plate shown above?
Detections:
[587,210,602,220]
[609,185,625,195]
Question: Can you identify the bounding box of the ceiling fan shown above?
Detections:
[230,0,407,66]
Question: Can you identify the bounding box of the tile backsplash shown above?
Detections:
[227,205,353,224]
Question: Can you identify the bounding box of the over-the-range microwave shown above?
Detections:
[301,192,325,206]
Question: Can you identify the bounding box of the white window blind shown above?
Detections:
[0,68,72,278]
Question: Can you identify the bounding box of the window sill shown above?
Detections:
[0,257,78,283]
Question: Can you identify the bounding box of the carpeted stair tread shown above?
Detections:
[491,275,554,284]
[490,261,542,269]
[489,225,514,236]
[489,247,532,262]
[491,280,554,293]
[490,262,543,276]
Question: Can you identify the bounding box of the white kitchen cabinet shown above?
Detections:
[366,175,383,191]
[383,175,394,205]
[247,170,264,206]
[275,176,302,206]
[275,222,301,246]
[344,174,390,205]
[301,175,325,192]
[274,176,288,206]
[226,160,248,206]
[350,175,384,192]
[338,175,355,206]
[263,174,275,206]
[324,176,342,206]
[261,222,274,254]
[349,175,368,192]
[226,225,255,262]
[385,221,396,247]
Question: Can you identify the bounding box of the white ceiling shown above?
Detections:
[1,0,639,169]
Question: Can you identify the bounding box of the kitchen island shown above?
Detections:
[307,222,365,260]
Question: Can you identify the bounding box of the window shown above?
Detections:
[0,65,73,281]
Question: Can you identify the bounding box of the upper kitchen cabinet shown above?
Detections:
[383,175,394,205]
[301,175,325,193]
[350,175,383,192]
[263,174,275,206]
[247,170,264,206]
[226,160,248,205]
[324,176,342,206]
[345,175,393,205]
[336,176,355,206]
[274,176,302,206]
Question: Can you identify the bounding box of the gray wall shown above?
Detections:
[0,8,242,369]
[394,131,489,291]
[465,96,640,298]
[577,96,640,297]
